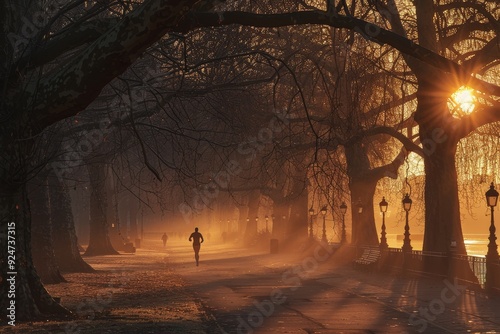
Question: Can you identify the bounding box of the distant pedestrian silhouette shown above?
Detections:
[161,233,168,247]
[189,227,204,266]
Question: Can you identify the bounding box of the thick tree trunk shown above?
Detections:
[244,190,260,240]
[106,174,125,251]
[414,80,467,255]
[84,163,118,256]
[0,184,71,321]
[348,178,379,246]
[48,174,94,273]
[287,164,308,243]
[118,192,129,241]
[128,193,139,241]
[345,143,379,246]
[29,177,66,284]
[421,133,466,254]
[271,201,289,241]
[414,81,475,280]
[237,203,249,236]
[70,186,90,245]
[288,188,308,243]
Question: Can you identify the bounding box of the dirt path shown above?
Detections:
[3,241,211,334]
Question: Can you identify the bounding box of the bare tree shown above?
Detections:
[1,0,497,321]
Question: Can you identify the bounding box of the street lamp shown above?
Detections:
[308,207,315,240]
[321,205,327,242]
[486,182,499,260]
[379,197,389,250]
[255,216,259,232]
[265,215,269,233]
[402,193,413,253]
[340,202,347,244]
[485,182,499,289]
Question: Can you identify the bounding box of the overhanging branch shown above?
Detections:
[185,10,500,96]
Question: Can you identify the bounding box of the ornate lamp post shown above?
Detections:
[321,206,327,242]
[402,193,413,253]
[486,183,499,260]
[255,216,259,233]
[485,183,499,289]
[265,215,269,233]
[340,202,347,244]
[379,197,389,250]
[308,207,315,240]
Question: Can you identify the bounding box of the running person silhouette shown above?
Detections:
[189,227,204,266]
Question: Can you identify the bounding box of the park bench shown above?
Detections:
[353,247,381,271]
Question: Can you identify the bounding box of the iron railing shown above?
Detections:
[351,246,490,288]
[454,254,487,287]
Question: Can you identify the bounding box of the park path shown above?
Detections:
[167,240,500,334]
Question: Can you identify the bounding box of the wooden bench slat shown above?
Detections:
[354,247,381,270]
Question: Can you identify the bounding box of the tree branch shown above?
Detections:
[185,10,500,96]
[456,102,500,138]
[23,0,203,132]
[348,125,424,156]
[462,36,500,74]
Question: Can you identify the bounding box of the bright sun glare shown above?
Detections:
[450,86,476,115]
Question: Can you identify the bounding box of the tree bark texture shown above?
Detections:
[48,173,94,273]
[288,185,308,244]
[414,79,467,255]
[128,193,139,241]
[244,190,261,241]
[29,176,66,284]
[0,184,70,320]
[84,163,118,256]
[345,142,380,246]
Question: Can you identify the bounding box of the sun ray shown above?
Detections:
[450,86,476,116]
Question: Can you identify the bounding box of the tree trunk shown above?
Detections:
[236,191,250,237]
[421,131,466,254]
[414,80,467,255]
[244,190,260,240]
[345,142,379,246]
[128,193,139,241]
[48,173,94,273]
[29,176,66,284]
[348,178,379,246]
[106,174,125,251]
[118,191,129,241]
[288,188,308,243]
[84,163,118,256]
[271,200,290,241]
[286,163,308,243]
[0,184,71,320]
